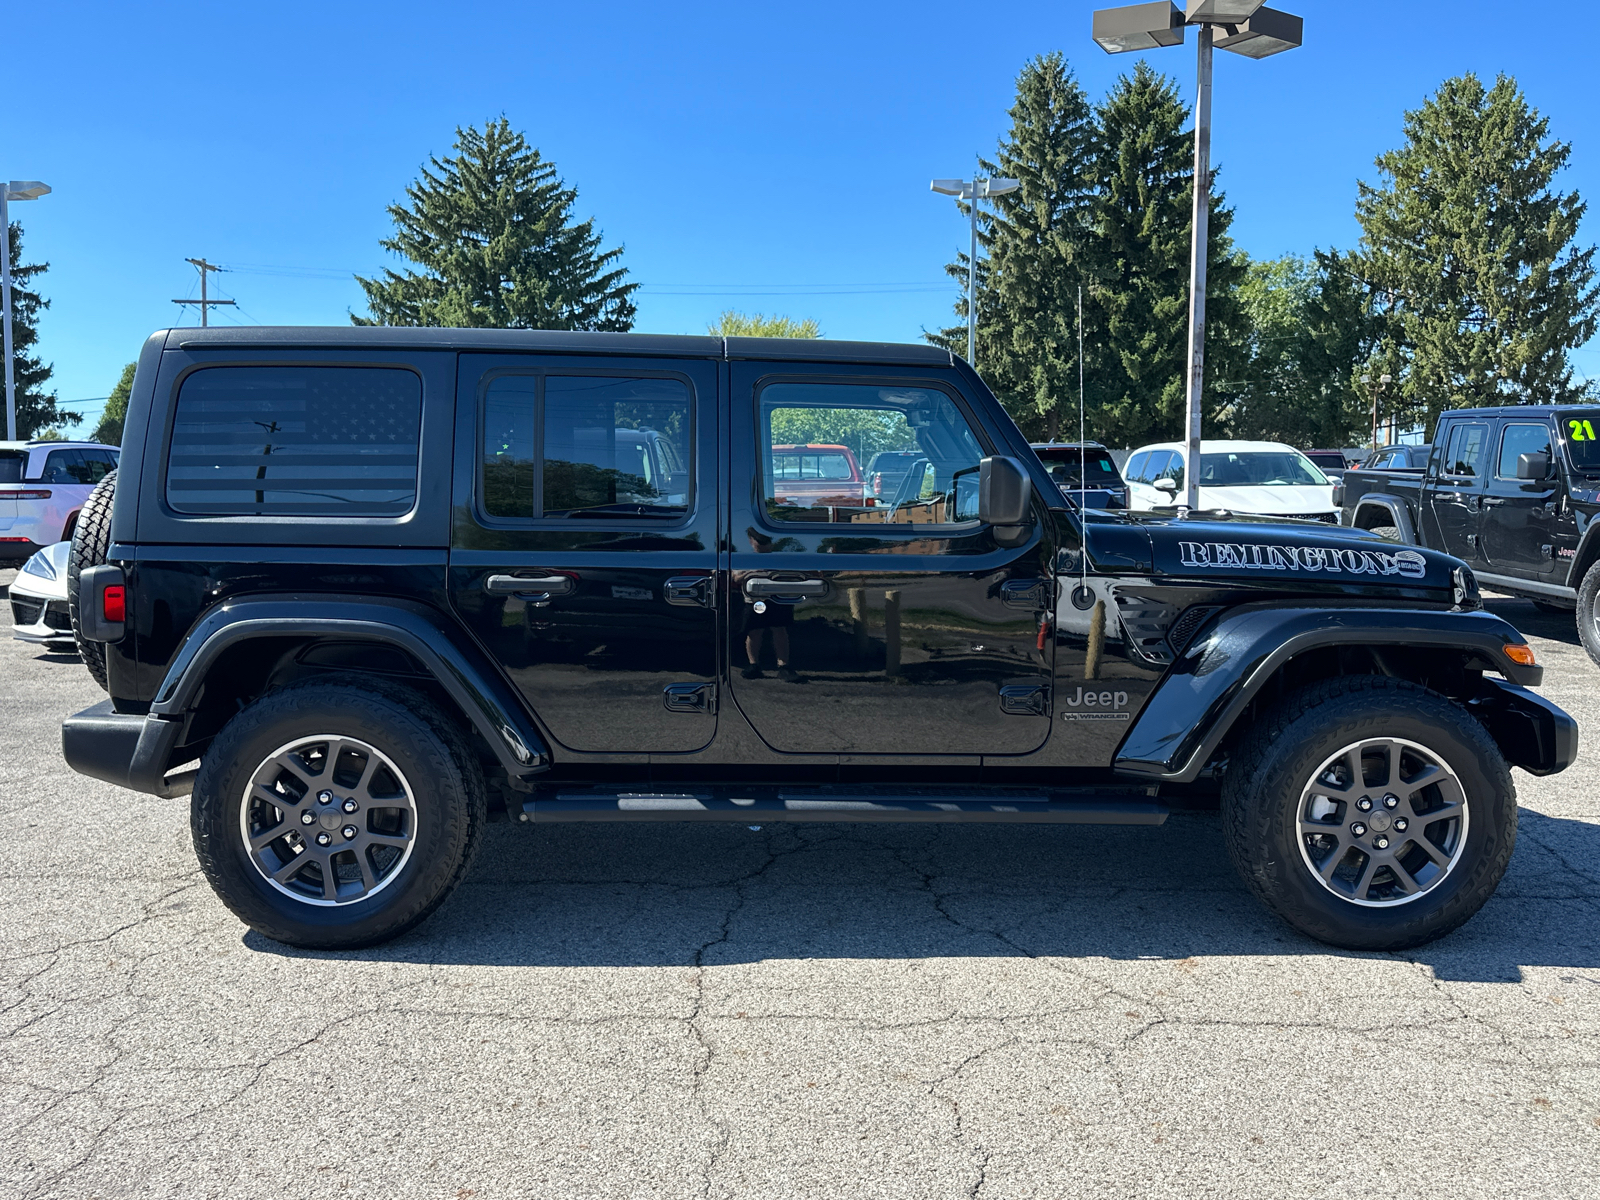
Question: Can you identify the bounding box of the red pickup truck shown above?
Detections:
[768,443,867,512]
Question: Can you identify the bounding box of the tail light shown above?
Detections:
[872,473,883,496]
[103,585,126,623]
[6,490,51,500]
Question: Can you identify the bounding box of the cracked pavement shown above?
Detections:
[2,576,1597,1199]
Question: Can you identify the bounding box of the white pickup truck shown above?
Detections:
[0,440,120,564]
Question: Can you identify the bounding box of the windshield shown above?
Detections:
[1561,411,1600,474]
[1199,451,1328,488]
[1034,447,1122,486]
[0,452,22,484]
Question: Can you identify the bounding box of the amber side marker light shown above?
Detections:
[1503,644,1538,667]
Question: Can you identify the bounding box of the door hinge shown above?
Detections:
[1542,543,1555,560]
[1466,533,1478,547]
[663,683,717,714]
[999,685,1050,717]
[664,575,715,608]
[1000,579,1052,610]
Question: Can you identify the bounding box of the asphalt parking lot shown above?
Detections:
[2,573,1596,1200]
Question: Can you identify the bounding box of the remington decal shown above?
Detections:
[1177,542,1428,579]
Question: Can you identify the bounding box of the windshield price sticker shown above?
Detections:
[1179,541,1428,580]
[1569,419,1597,442]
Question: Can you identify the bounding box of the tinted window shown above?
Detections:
[758,383,983,525]
[0,451,22,483]
[1145,451,1175,482]
[1498,424,1552,479]
[481,374,691,520]
[40,449,116,485]
[1034,447,1122,487]
[167,367,421,516]
[1306,452,1346,471]
[1124,452,1150,484]
[1442,424,1488,478]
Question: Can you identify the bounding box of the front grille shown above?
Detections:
[43,601,72,632]
[11,597,44,627]
[1277,512,1339,524]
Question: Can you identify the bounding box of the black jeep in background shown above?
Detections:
[61,329,1574,953]
[1340,405,1600,666]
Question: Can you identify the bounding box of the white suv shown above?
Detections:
[1123,439,1337,521]
[0,440,121,564]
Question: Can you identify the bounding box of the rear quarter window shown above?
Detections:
[165,366,422,516]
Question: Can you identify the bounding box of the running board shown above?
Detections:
[519,786,1167,825]
[1476,571,1576,602]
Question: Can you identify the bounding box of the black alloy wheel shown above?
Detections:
[1223,676,1516,951]
[191,679,485,949]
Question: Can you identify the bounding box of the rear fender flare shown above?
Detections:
[1349,494,1417,544]
[150,595,550,783]
[1114,604,1546,783]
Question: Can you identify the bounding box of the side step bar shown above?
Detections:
[520,787,1168,826]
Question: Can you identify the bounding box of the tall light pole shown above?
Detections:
[931,176,1020,367]
[1092,1,1302,510]
[2,181,52,442]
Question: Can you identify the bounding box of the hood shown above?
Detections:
[14,540,71,600]
[1193,484,1335,515]
[1082,511,1465,595]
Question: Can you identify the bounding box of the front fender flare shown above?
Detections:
[150,594,550,782]
[1114,604,1544,783]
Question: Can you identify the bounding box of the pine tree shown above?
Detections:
[355,119,637,331]
[708,311,821,337]
[92,362,137,446]
[930,53,1097,441]
[4,221,77,439]
[1086,63,1246,448]
[1354,73,1600,430]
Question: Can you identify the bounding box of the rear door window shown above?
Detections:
[166,366,422,516]
[1442,423,1489,479]
[0,451,24,483]
[481,374,692,521]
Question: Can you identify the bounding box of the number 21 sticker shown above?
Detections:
[1570,419,1597,441]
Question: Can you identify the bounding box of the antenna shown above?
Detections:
[1078,286,1089,599]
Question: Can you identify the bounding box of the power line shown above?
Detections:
[171,258,238,326]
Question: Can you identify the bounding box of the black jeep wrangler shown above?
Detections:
[61,328,1576,952]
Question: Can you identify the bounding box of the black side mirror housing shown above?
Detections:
[1517,451,1552,480]
[979,456,1034,544]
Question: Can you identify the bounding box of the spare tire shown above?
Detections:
[68,469,117,691]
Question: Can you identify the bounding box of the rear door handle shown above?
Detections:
[744,577,827,599]
[485,574,576,599]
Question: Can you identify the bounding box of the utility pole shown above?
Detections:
[171,258,237,327]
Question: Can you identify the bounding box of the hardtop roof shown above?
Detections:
[162,326,954,367]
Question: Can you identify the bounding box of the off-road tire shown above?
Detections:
[1222,676,1516,951]
[1576,561,1600,669]
[67,469,117,690]
[191,678,486,949]
[1368,525,1401,542]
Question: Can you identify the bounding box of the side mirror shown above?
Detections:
[1517,451,1552,481]
[979,455,1034,538]
[1152,477,1179,494]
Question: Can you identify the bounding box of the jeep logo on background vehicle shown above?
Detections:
[57,327,1575,959]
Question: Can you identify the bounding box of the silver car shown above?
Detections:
[9,540,74,647]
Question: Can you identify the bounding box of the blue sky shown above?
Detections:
[11,0,1600,430]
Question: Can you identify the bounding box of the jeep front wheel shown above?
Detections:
[1222,677,1516,951]
[1577,561,1600,669]
[191,679,485,949]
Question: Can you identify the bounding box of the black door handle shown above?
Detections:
[485,574,576,599]
[744,577,827,599]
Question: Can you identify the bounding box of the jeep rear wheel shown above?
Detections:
[191,679,485,949]
[1223,676,1516,951]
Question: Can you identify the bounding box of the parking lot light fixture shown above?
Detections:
[1091,3,1301,511]
[2,180,53,441]
[930,176,1021,367]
